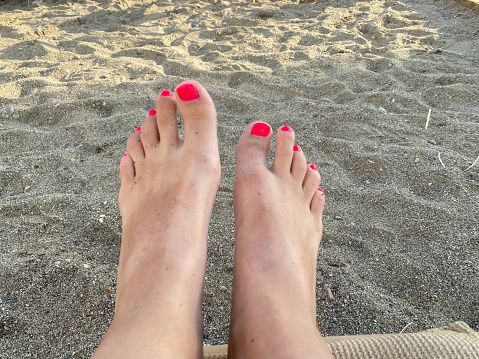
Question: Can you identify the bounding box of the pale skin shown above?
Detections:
[91,80,333,359]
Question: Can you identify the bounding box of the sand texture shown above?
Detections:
[1,0,478,357]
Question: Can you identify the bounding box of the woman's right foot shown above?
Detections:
[92,81,221,359]
[228,122,332,359]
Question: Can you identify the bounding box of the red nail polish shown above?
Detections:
[148,109,157,116]
[136,127,141,132]
[176,84,199,101]
[293,144,301,152]
[160,90,174,97]
[251,122,271,137]
[123,153,127,157]
[281,125,293,132]
[310,164,317,171]
[318,187,324,193]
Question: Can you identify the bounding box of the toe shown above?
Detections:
[119,152,135,182]
[302,164,321,202]
[175,80,218,153]
[291,144,308,183]
[156,90,180,148]
[271,126,295,176]
[235,122,273,172]
[139,109,160,154]
[126,132,145,164]
[311,188,325,219]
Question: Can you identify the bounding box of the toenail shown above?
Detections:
[148,109,157,116]
[318,187,324,193]
[293,144,301,152]
[123,153,127,157]
[251,122,271,137]
[310,164,317,171]
[176,84,199,101]
[136,127,141,132]
[160,90,174,97]
[281,125,293,132]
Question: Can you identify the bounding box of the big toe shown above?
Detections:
[235,122,273,174]
[175,80,218,154]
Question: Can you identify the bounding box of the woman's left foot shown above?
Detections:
[92,81,221,359]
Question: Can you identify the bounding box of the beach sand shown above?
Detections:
[0,0,478,356]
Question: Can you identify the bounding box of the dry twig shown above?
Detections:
[438,153,446,169]
[425,109,432,129]
[464,154,479,172]
[400,322,414,334]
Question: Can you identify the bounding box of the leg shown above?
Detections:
[228,123,332,359]
[92,81,221,359]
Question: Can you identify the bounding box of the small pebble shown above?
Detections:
[470,172,476,181]
[219,285,227,292]
[444,92,451,98]
[358,187,364,191]
[324,284,335,300]
[227,28,233,34]
[365,180,371,184]
[100,73,109,79]
[83,264,90,269]
[334,216,343,220]
[94,225,101,231]
[2,105,14,119]
[428,139,437,145]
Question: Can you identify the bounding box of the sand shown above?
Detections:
[0,0,478,357]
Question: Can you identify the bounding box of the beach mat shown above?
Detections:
[203,321,479,358]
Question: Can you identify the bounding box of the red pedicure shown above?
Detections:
[251,122,271,137]
[123,153,127,157]
[310,164,317,171]
[148,109,157,116]
[318,187,324,193]
[160,90,174,97]
[136,127,141,132]
[281,125,293,132]
[176,84,199,101]
[293,144,301,152]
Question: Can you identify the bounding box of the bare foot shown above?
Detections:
[92,81,220,359]
[228,123,332,359]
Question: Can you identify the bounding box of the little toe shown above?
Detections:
[302,164,321,201]
[119,153,135,183]
[139,109,160,153]
[156,90,180,148]
[311,188,326,219]
[291,144,308,183]
[271,126,295,175]
[235,122,273,172]
[175,80,218,153]
[126,132,145,164]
